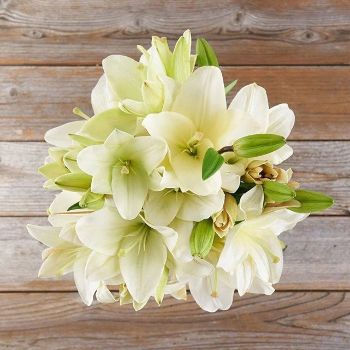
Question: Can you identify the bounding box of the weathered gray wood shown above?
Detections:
[1,1,350,66]
[0,292,349,349]
[1,216,349,291]
[0,141,347,216]
[0,66,350,141]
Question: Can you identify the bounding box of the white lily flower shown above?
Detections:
[77,129,167,220]
[75,200,178,304]
[143,66,249,196]
[91,30,195,116]
[218,186,308,295]
[26,223,117,306]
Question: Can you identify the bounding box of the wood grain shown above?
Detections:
[1,66,350,141]
[0,292,349,349]
[0,141,348,216]
[1,0,350,66]
[1,216,349,292]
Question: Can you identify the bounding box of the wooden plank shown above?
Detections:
[1,1,350,66]
[0,66,349,141]
[0,141,348,216]
[1,216,349,292]
[0,292,349,349]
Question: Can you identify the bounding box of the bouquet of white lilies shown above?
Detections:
[27,30,333,312]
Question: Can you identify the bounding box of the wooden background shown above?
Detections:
[0,0,349,349]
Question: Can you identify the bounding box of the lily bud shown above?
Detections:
[233,134,286,158]
[213,194,238,237]
[243,160,291,185]
[190,219,215,258]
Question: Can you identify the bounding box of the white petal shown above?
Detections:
[74,251,99,306]
[44,121,85,147]
[91,74,114,114]
[256,144,293,165]
[38,248,77,277]
[247,209,308,237]
[172,66,227,132]
[229,83,269,132]
[111,163,149,220]
[102,55,144,101]
[143,112,196,155]
[238,185,264,220]
[77,144,114,177]
[235,260,253,296]
[217,225,248,274]
[267,103,295,138]
[177,190,225,222]
[170,219,193,262]
[85,251,120,282]
[220,163,243,193]
[144,190,183,226]
[96,284,116,304]
[120,231,166,303]
[189,269,234,312]
[76,205,136,255]
[129,136,167,174]
[27,225,63,248]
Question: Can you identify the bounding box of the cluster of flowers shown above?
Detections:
[28,31,333,312]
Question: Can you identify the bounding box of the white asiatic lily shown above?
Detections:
[218,186,308,295]
[27,224,117,305]
[75,200,178,304]
[91,30,195,116]
[77,130,167,220]
[143,188,225,226]
[143,66,256,196]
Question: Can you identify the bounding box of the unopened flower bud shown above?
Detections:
[212,194,238,237]
[243,160,291,185]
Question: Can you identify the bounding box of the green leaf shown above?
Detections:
[233,134,286,158]
[190,219,215,258]
[196,38,219,67]
[202,148,225,180]
[263,181,296,202]
[289,189,334,213]
[67,201,82,211]
[225,79,238,95]
[54,172,92,192]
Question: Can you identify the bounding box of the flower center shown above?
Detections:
[120,160,131,175]
[185,131,204,157]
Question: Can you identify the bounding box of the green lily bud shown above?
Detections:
[233,134,286,158]
[263,181,296,202]
[289,189,334,213]
[190,219,215,258]
[202,148,225,180]
[54,172,92,192]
